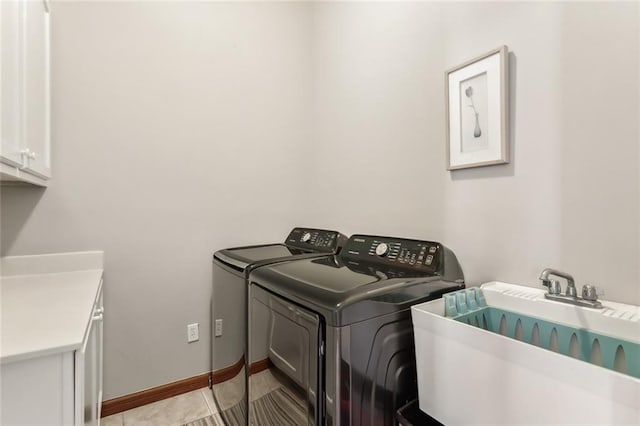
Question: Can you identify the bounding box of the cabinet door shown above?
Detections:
[95,287,104,420]
[77,313,97,426]
[1,352,73,426]
[22,0,51,178]
[0,0,24,166]
[76,284,103,426]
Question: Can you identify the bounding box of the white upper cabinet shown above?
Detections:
[1,0,24,167]
[22,0,51,179]
[1,0,51,186]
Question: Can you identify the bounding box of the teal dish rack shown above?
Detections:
[444,288,640,379]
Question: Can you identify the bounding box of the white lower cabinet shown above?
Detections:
[0,283,104,426]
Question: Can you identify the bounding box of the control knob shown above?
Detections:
[375,243,390,257]
[301,232,312,243]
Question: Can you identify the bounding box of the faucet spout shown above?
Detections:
[539,268,577,297]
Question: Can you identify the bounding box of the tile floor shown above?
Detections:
[100,369,286,426]
[101,388,219,426]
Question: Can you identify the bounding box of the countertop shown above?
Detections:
[1,251,104,364]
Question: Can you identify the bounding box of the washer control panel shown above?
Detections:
[342,234,441,271]
[286,228,347,253]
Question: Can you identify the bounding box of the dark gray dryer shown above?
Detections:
[211,228,347,425]
[247,234,464,426]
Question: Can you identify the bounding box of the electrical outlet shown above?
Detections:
[187,323,199,343]
[215,319,223,337]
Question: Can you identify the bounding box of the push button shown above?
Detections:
[425,255,434,265]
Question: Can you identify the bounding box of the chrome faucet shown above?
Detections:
[539,268,577,297]
[538,268,603,309]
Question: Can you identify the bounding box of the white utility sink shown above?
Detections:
[411,281,640,425]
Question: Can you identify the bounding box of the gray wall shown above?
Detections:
[1,1,312,399]
[306,1,640,304]
[1,1,638,400]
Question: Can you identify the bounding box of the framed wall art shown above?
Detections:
[446,45,509,170]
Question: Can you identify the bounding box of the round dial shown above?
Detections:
[301,232,312,243]
[375,243,390,257]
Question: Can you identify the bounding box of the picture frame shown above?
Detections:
[445,45,509,170]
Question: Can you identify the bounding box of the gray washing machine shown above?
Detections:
[247,234,464,426]
[211,228,347,425]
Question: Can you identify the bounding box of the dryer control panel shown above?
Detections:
[341,234,443,272]
[285,228,348,253]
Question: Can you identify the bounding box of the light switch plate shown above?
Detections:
[215,319,223,337]
[187,323,199,343]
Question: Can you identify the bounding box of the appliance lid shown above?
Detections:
[226,244,309,261]
[250,256,462,326]
[250,253,443,299]
[214,244,309,273]
[249,234,465,326]
[212,227,347,274]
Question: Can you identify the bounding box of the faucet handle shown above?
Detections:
[582,284,603,301]
[544,279,562,295]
